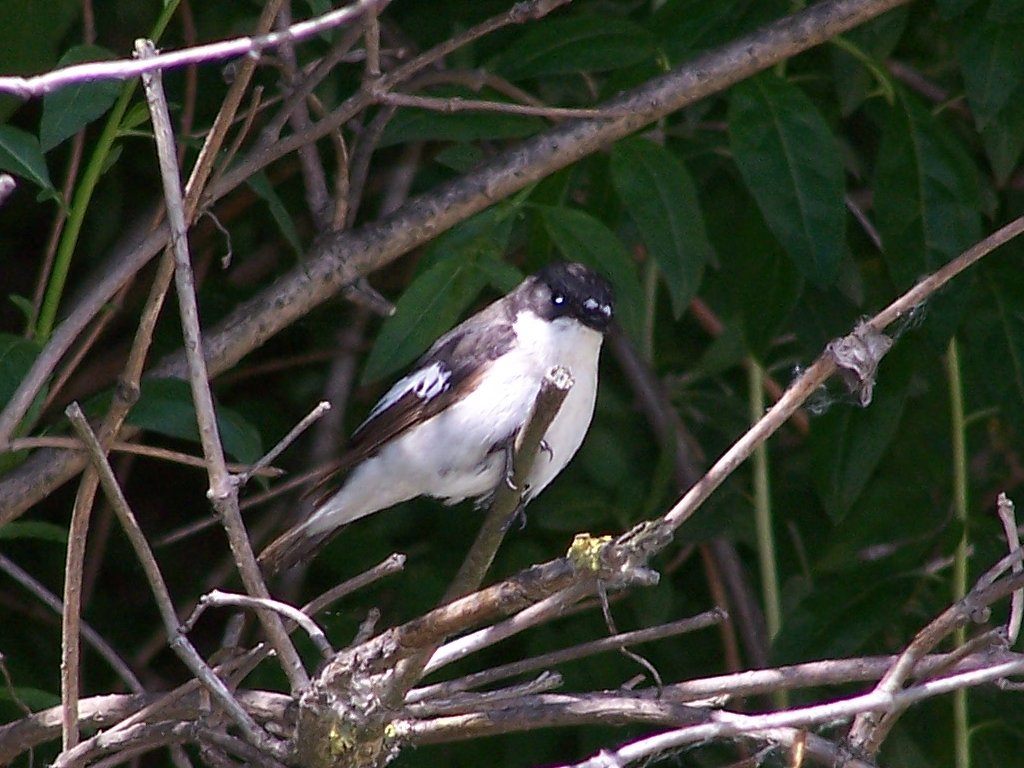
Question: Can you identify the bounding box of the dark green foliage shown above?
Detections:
[3,1,1024,766]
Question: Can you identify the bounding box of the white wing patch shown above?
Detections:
[363,361,452,423]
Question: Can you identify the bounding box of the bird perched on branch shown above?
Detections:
[258,262,614,575]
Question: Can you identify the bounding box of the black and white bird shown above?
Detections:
[258,262,614,575]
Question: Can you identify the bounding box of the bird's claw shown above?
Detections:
[502,500,529,532]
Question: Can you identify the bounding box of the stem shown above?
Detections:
[947,336,970,768]
[748,359,781,645]
[34,0,181,341]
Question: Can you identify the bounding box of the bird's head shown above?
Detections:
[527,262,615,333]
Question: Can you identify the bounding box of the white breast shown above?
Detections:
[510,311,603,501]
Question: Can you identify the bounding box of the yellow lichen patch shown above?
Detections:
[566,533,612,572]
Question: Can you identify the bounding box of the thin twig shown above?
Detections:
[8,436,282,476]
[236,400,330,486]
[423,581,595,677]
[556,658,1024,768]
[302,552,406,616]
[186,590,334,658]
[138,37,309,694]
[376,91,633,120]
[260,34,362,146]
[848,541,1024,752]
[0,0,390,98]
[997,492,1022,644]
[405,672,563,717]
[344,103,397,228]
[60,449,94,750]
[0,554,143,693]
[661,215,1024,535]
[63,402,284,760]
[406,609,725,704]
[275,4,332,231]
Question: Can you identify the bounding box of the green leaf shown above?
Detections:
[361,208,516,383]
[0,0,80,122]
[650,0,749,64]
[873,89,982,289]
[956,15,1024,131]
[962,259,1024,433]
[728,73,846,286]
[809,347,913,522]
[954,8,1024,181]
[0,125,54,193]
[433,142,484,173]
[0,333,46,438]
[0,686,60,710]
[493,15,657,79]
[7,294,34,324]
[125,378,263,464]
[937,0,981,16]
[538,205,644,339]
[830,9,907,115]
[476,253,524,293]
[772,564,919,663]
[736,247,803,355]
[0,520,68,543]
[979,83,1024,185]
[248,171,303,256]
[40,45,121,151]
[361,256,492,384]
[610,138,713,317]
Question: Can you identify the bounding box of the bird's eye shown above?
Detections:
[552,291,566,306]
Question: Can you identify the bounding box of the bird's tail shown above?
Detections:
[257,478,391,576]
[257,518,339,577]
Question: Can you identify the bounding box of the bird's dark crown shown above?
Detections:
[522,262,615,332]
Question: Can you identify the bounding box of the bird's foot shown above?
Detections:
[502,437,518,490]
[502,500,529,532]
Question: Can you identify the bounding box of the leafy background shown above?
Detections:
[2,0,1024,765]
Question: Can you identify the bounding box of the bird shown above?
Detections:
[258,261,615,575]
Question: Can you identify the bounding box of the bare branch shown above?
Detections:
[0,0,390,98]
[0,690,291,766]
[63,402,284,762]
[0,554,143,693]
[407,609,726,704]
[848,545,1024,752]
[661,215,1024,535]
[138,36,309,694]
[186,590,334,659]
[377,92,634,120]
[997,492,1022,644]
[236,400,330,487]
[558,657,1024,768]
[424,581,595,678]
[9,436,282,477]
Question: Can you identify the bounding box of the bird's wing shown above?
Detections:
[304,305,517,505]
